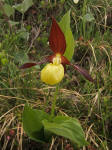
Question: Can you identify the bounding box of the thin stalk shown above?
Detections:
[51,84,59,118]
[21,13,24,28]
[82,0,87,39]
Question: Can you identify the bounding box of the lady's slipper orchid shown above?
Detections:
[20,18,94,85]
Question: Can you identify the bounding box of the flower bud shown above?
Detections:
[41,63,64,85]
[73,0,79,4]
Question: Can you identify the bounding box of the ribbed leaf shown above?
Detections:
[43,116,88,147]
[59,10,75,61]
[22,104,50,143]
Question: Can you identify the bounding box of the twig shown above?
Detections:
[27,24,41,53]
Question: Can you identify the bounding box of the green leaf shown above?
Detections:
[59,10,74,61]
[22,104,50,143]
[14,51,29,64]
[13,0,33,14]
[1,58,8,65]
[17,28,29,40]
[8,20,19,26]
[3,4,14,17]
[43,116,88,147]
[53,115,69,123]
[83,13,95,22]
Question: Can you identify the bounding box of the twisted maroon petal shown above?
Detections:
[20,63,37,69]
[60,56,94,82]
[72,64,94,83]
[20,57,49,69]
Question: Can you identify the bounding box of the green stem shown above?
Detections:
[51,84,59,118]
[21,13,24,28]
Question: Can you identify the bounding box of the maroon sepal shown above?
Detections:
[49,17,66,55]
[73,64,94,83]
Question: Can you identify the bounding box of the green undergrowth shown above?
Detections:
[0,0,112,149]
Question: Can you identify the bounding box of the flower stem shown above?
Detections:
[51,84,59,118]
